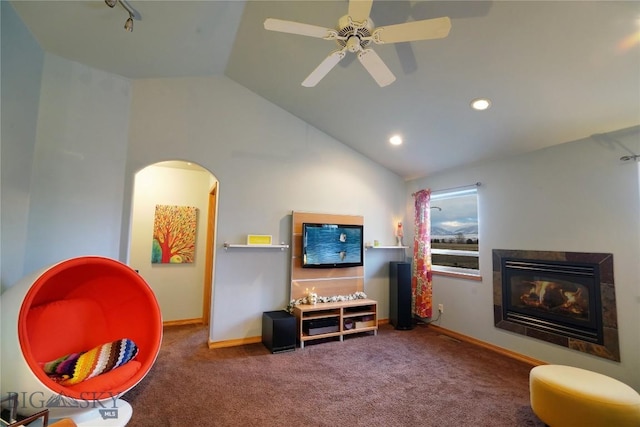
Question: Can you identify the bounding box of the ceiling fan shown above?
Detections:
[263,0,451,87]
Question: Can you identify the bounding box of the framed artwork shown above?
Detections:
[151,205,197,264]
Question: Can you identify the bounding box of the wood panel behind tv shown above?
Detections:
[290,211,364,301]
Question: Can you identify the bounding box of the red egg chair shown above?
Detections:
[1,256,162,425]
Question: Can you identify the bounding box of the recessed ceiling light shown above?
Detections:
[471,98,491,111]
[389,135,403,145]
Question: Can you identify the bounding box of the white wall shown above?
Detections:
[125,76,407,343]
[21,53,132,275]
[406,126,640,390]
[0,1,44,289]
[129,164,213,322]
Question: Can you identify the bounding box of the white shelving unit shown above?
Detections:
[365,245,409,250]
[223,242,289,251]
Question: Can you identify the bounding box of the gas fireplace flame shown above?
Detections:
[520,280,589,318]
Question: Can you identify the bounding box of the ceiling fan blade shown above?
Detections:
[357,49,396,87]
[302,50,347,87]
[373,17,451,44]
[348,0,373,23]
[264,18,334,39]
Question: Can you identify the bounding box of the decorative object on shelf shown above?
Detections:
[306,287,318,305]
[247,234,273,245]
[396,221,404,246]
[286,291,368,313]
[344,318,354,330]
[374,240,380,246]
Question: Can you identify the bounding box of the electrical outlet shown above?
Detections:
[438,304,444,313]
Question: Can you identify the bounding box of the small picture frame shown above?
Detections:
[247,234,273,245]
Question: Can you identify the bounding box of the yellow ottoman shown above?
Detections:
[530,365,640,427]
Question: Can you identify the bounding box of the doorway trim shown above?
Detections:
[128,160,217,327]
[202,182,218,326]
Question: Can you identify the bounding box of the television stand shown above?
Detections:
[293,299,377,348]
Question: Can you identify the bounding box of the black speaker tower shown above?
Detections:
[389,261,413,330]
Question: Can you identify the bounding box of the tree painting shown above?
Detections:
[151,205,197,264]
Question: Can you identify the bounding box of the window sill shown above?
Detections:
[432,266,482,281]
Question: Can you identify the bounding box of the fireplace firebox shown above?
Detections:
[493,250,619,362]
[503,259,602,344]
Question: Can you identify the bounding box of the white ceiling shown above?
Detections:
[10,1,640,180]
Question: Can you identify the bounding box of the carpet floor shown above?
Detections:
[124,323,545,426]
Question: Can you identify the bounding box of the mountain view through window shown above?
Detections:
[430,188,479,274]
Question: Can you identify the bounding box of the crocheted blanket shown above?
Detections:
[41,338,138,385]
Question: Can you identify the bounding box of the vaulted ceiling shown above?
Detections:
[10,1,640,179]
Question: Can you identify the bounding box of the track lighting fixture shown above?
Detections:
[620,154,639,161]
[124,15,134,32]
[105,0,139,33]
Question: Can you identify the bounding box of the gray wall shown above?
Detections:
[406,126,640,390]
[1,1,43,289]
[22,53,132,274]
[125,76,407,342]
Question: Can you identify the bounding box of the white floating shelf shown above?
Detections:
[223,242,289,251]
[365,245,409,250]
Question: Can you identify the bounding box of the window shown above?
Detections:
[430,187,480,278]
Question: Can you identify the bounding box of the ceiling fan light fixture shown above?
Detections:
[104,0,117,8]
[471,98,491,111]
[389,135,403,146]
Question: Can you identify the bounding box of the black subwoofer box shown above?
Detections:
[262,310,296,353]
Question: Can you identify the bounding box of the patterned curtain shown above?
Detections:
[412,189,433,318]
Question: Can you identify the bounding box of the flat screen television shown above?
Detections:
[302,223,364,268]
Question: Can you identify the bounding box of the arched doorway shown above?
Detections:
[128,160,217,325]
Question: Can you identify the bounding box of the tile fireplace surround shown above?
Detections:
[493,249,620,362]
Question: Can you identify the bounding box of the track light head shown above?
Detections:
[620,154,639,161]
[124,16,134,32]
[105,0,139,33]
